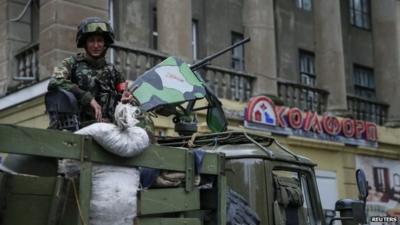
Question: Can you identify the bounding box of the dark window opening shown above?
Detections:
[353,65,375,99]
[299,50,316,87]
[231,32,245,71]
[349,0,371,29]
[192,20,199,61]
[295,0,312,11]
[151,7,158,50]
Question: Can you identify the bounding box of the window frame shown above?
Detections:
[271,168,320,225]
[299,50,316,87]
[231,32,245,71]
[349,0,371,30]
[353,64,375,99]
[295,0,312,11]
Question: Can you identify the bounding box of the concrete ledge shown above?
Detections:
[0,79,49,111]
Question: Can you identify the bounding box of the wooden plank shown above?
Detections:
[217,175,227,225]
[0,125,223,174]
[0,124,82,159]
[185,151,194,192]
[47,176,65,225]
[78,162,92,225]
[0,123,189,171]
[88,144,223,174]
[8,175,56,195]
[2,194,52,225]
[184,210,209,219]
[135,217,201,225]
[201,153,220,175]
[88,144,188,171]
[138,188,200,215]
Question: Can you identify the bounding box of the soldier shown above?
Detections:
[47,17,133,127]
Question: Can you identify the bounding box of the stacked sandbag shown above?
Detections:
[90,165,140,225]
[59,103,150,225]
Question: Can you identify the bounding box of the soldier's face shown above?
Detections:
[85,35,106,58]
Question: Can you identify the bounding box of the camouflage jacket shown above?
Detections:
[48,53,125,123]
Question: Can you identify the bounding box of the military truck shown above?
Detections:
[0,124,368,225]
[0,39,368,225]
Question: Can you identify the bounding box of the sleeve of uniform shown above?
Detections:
[113,65,126,93]
[48,57,94,106]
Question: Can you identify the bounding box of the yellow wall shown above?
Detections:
[0,96,48,129]
[275,136,356,199]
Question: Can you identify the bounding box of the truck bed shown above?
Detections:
[0,124,227,225]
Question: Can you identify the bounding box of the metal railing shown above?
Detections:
[347,95,388,125]
[14,43,39,81]
[111,42,255,101]
[278,81,329,114]
[111,42,167,80]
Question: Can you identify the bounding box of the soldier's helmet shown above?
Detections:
[76,17,114,48]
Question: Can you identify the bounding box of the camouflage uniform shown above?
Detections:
[47,17,155,133]
[48,52,125,124]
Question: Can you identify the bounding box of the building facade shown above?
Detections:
[1,0,400,221]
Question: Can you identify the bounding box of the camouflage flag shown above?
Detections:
[131,57,206,112]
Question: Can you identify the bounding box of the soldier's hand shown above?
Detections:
[90,99,102,122]
[121,91,133,104]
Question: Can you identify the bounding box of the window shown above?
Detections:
[295,0,312,11]
[353,65,375,99]
[299,50,317,111]
[349,0,371,29]
[272,170,318,225]
[12,0,40,81]
[231,32,245,71]
[151,7,158,50]
[192,20,199,61]
[299,50,316,87]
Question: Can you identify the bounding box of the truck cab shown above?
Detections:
[158,131,368,225]
[158,131,325,225]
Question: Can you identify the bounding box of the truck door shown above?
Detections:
[270,169,323,225]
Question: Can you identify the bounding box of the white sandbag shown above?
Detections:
[90,165,140,225]
[58,103,148,225]
[75,104,150,157]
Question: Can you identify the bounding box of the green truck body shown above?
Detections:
[0,124,366,225]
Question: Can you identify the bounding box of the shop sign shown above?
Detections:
[244,96,378,147]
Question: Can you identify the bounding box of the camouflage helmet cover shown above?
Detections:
[76,17,114,48]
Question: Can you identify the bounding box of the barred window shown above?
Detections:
[353,65,375,99]
[231,32,245,71]
[349,0,371,29]
[295,0,312,11]
[299,50,316,87]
